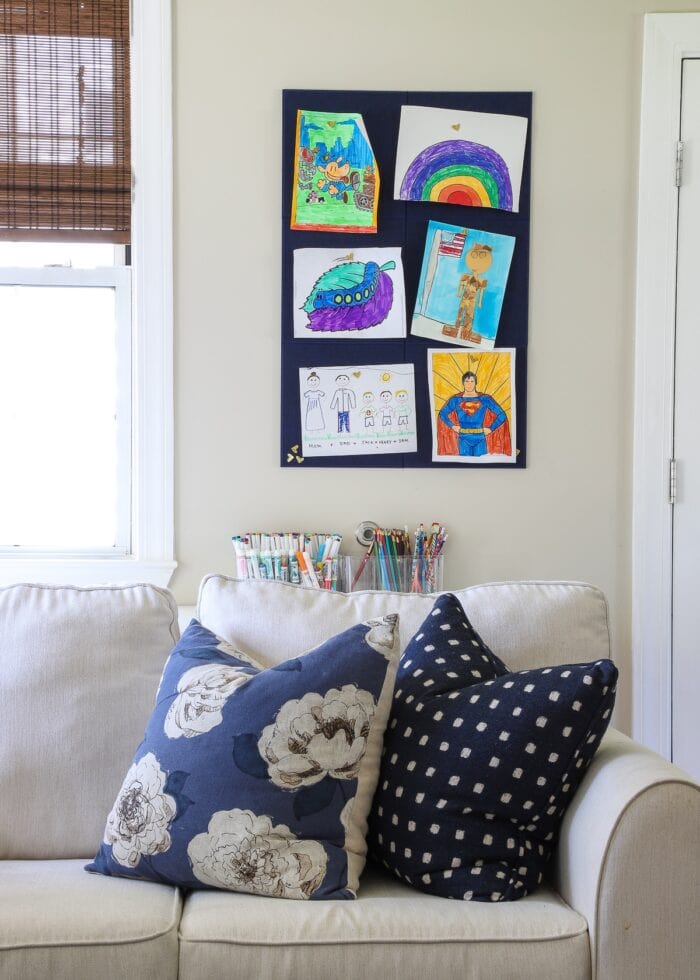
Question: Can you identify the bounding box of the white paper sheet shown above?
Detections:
[427,347,517,463]
[394,105,528,213]
[299,363,417,457]
[293,247,406,339]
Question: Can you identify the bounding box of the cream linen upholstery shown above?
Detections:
[1,576,698,980]
[196,575,611,668]
[193,575,700,980]
[178,866,590,980]
[553,728,700,980]
[0,860,180,980]
[0,583,179,858]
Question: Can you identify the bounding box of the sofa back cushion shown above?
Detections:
[197,576,611,670]
[0,583,179,859]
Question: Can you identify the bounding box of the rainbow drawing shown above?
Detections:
[399,139,512,210]
[394,106,528,214]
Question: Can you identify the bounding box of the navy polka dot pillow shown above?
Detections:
[367,592,617,902]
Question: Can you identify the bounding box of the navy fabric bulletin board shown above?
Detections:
[281,89,531,468]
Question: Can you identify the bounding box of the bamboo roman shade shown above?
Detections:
[0,0,130,241]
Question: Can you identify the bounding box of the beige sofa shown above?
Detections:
[0,576,698,980]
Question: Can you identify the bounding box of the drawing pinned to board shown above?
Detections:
[412,221,515,350]
[428,348,516,463]
[293,247,406,338]
[291,109,379,233]
[299,364,417,457]
[394,105,528,213]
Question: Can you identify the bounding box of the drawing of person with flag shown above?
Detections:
[412,221,515,352]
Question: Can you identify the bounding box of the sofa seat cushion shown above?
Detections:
[178,865,590,980]
[0,859,181,980]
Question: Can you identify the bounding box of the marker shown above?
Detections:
[232,538,247,579]
[302,550,321,588]
[296,550,313,588]
[262,550,274,579]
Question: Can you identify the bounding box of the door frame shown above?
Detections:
[633,14,700,758]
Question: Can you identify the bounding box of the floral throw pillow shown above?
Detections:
[87,616,399,899]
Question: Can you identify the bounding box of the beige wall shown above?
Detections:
[170,0,699,733]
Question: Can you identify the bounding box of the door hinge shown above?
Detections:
[669,458,677,504]
[676,141,684,187]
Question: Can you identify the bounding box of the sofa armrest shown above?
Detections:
[551,728,700,980]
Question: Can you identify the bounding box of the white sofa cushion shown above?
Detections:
[0,859,180,980]
[178,865,590,980]
[0,583,179,859]
[196,576,611,670]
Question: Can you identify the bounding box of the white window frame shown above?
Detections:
[0,0,175,587]
[633,13,700,757]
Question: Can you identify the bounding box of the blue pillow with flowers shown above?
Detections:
[87,615,399,900]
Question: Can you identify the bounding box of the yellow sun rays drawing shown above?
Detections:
[431,349,513,420]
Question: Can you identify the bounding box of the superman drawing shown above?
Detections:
[437,370,511,457]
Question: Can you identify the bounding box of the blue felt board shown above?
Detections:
[281,90,531,468]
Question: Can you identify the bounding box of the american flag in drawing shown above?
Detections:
[438,230,466,257]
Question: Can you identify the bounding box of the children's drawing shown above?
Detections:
[412,221,515,350]
[299,364,417,457]
[291,110,379,233]
[394,106,528,213]
[428,348,516,464]
[293,247,406,339]
[302,371,325,431]
[330,372,355,433]
[359,391,377,428]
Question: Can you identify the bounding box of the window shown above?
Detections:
[0,242,130,553]
[0,0,174,586]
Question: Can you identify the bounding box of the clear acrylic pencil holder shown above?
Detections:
[340,555,444,593]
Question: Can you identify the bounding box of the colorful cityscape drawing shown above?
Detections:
[411,221,515,350]
[428,348,516,463]
[299,363,417,457]
[291,110,379,233]
[394,105,528,213]
[293,247,406,339]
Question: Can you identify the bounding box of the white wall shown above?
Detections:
[170,0,700,734]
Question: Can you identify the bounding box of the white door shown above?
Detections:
[672,57,700,780]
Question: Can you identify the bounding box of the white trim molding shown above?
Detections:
[633,14,700,757]
[0,0,175,589]
[0,558,175,589]
[129,0,176,585]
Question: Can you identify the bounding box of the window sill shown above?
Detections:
[0,557,177,588]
